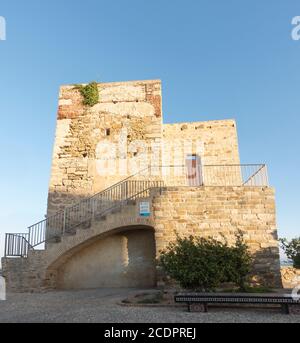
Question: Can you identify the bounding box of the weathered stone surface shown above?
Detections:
[281,267,300,289]
[99,84,147,102]
[49,80,163,215]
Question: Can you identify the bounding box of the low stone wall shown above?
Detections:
[281,267,300,289]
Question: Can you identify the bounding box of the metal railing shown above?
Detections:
[4,164,269,257]
[146,164,269,187]
[4,233,31,258]
[5,176,164,257]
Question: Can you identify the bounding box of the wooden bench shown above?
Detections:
[174,293,300,314]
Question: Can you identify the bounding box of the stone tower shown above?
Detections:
[2,80,282,292]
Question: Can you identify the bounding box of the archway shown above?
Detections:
[54,226,156,289]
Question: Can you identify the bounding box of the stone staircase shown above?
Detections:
[2,183,161,292]
[4,167,164,259]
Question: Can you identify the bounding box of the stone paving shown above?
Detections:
[0,288,299,323]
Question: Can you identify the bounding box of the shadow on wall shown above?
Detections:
[250,228,283,288]
[251,247,283,288]
[47,190,111,217]
[55,227,157,290]
[45,190,141,242]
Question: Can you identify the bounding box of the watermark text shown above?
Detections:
[0,16,6,41]
[291,16,300,41]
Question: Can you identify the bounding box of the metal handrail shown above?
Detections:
[242,164,265,186]
[6,173,165,257]
[4,233,32,257]
[4,164,269,257]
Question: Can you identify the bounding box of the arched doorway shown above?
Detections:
[55,226,156,289]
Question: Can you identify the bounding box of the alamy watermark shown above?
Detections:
[291,16,300,41]
[0,16,6,41]
[0,276,6,301]
[94,128,205,177]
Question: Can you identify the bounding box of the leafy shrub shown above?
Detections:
[223,231,253,291]
[74,81,99,107]
[159,231,252,292]
[279,237,300,269]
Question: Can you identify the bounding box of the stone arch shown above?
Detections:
[45,224,157,289]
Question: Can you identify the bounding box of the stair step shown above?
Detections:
[64,230,77,236]
[77,220,92,230]
[111,207,121,214]
[127,200,136,206]
[47,236,62,244]
[95,214,106,221]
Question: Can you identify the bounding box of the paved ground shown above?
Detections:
[0,288,299,323]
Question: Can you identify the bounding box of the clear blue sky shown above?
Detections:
[0,0,299,260]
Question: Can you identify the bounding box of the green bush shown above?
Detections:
[159,231,252,292]
[224,231,253,291]
[74,81,99,107]
[279,237,300,269]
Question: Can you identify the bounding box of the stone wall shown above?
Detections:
[1,251,52,293]
[48,79,241,218]
[2,186,282,292]
[281,267,300,289]
[48,80,163,217]
[162,119,240,166]
[152,186,282,287]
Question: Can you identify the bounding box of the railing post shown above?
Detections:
[92,198,96,219]
[4,234,7,257]
[63,210,66,235]
[264,164,269,187]
[28,227,31,250]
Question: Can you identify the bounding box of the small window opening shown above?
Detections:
[105,128,111,136]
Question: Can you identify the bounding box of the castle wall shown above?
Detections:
[2,186,282,291]
[48,80,163,216]
[48,79,241,217]
[162,119,240,166]
[153,186,282,287]
[161,120,242,186]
